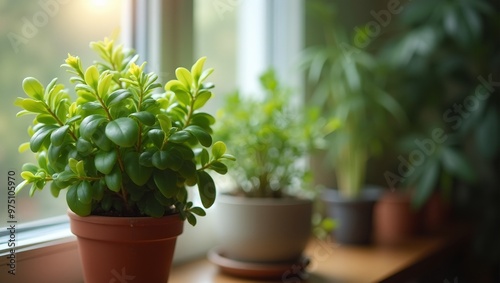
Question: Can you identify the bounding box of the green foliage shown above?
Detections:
[300,7,406,199]
[14,38,234,224]
[214,69,329,198]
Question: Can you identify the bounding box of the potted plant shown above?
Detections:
[14,38,233,282]
[300,3,406,244]
[209,69,328,278]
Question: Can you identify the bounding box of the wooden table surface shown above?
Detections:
[169,223,471,283]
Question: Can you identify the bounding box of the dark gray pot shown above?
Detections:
[322,187,382,245]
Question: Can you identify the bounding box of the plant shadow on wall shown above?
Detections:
[208,70,332,280]
[300,0,407,245]
[14,38,234,282]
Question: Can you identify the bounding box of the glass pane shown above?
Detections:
[194,0,238,112]
[0,0,123,224]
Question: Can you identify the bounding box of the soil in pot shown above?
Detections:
[374,191,417,245]
[68,211,183,283]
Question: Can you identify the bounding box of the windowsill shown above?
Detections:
[168,222,472,283]
[0,215,471,283]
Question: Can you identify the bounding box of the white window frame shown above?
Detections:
[0,1,304,281]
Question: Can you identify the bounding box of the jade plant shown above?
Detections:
[214,69,331,198]
[14,38,234,225]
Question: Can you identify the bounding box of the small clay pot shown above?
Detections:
[374,191,417,245]
[68,211,183,283]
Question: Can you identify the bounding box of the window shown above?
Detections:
[0,0,304,281]
[0,0,124,225]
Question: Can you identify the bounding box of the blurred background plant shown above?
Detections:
[214,69,332,198]
[303,0,499,275]
[379,0,500,267]
[300,1,406,199]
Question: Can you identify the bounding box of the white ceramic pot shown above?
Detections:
[214,194,312,263]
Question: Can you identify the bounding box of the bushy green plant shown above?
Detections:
[214,70,330,198]
[14,38,234,225]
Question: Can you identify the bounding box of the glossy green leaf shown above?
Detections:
[98,72,113,96]
[130,111,156,126]
[186,213,197,226]
[157,114,172,133]
[209,161,228,174]
[84,65,99,90]
[105,117,139,147]
[105,165,122,192]
[30,125,58,152]
[152,150,183,171]
[106,89,131,106]
[139,150,155,167]
[200,148,209,166]
[76,138,93,155]
[50,125,69,146]
[124,151,153,186]
[193,91,212,110]
[169,130,191,144]
[36,114,58,124]
[154,170,180,198]
[211,141,226,159]
[82,101,102,111]
[175,67,193,89]
[67,183,91,216]
[178,161,197,181]
[191,57,206,83]
[165,80,189,93]
[199,68,214,84]
[174,91,191,106]
[15,98,47,113]
[197,171,216,208]
[144,193,165,218]
[50,182,62,198]
[92,125,113,151]
[190,206,206,216]
[185,125,212,147]
[75,160,86,177]
[80,114,107,139]
[22,77,44,100]
[148,129,165,148]
[77,180,92,204]
[95,150,117,174]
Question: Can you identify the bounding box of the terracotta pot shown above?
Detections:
[420,192,451,233]
[322,187,383,245]
[214,194,312,263]
[68,211,183,283]
[374,191,417,245]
